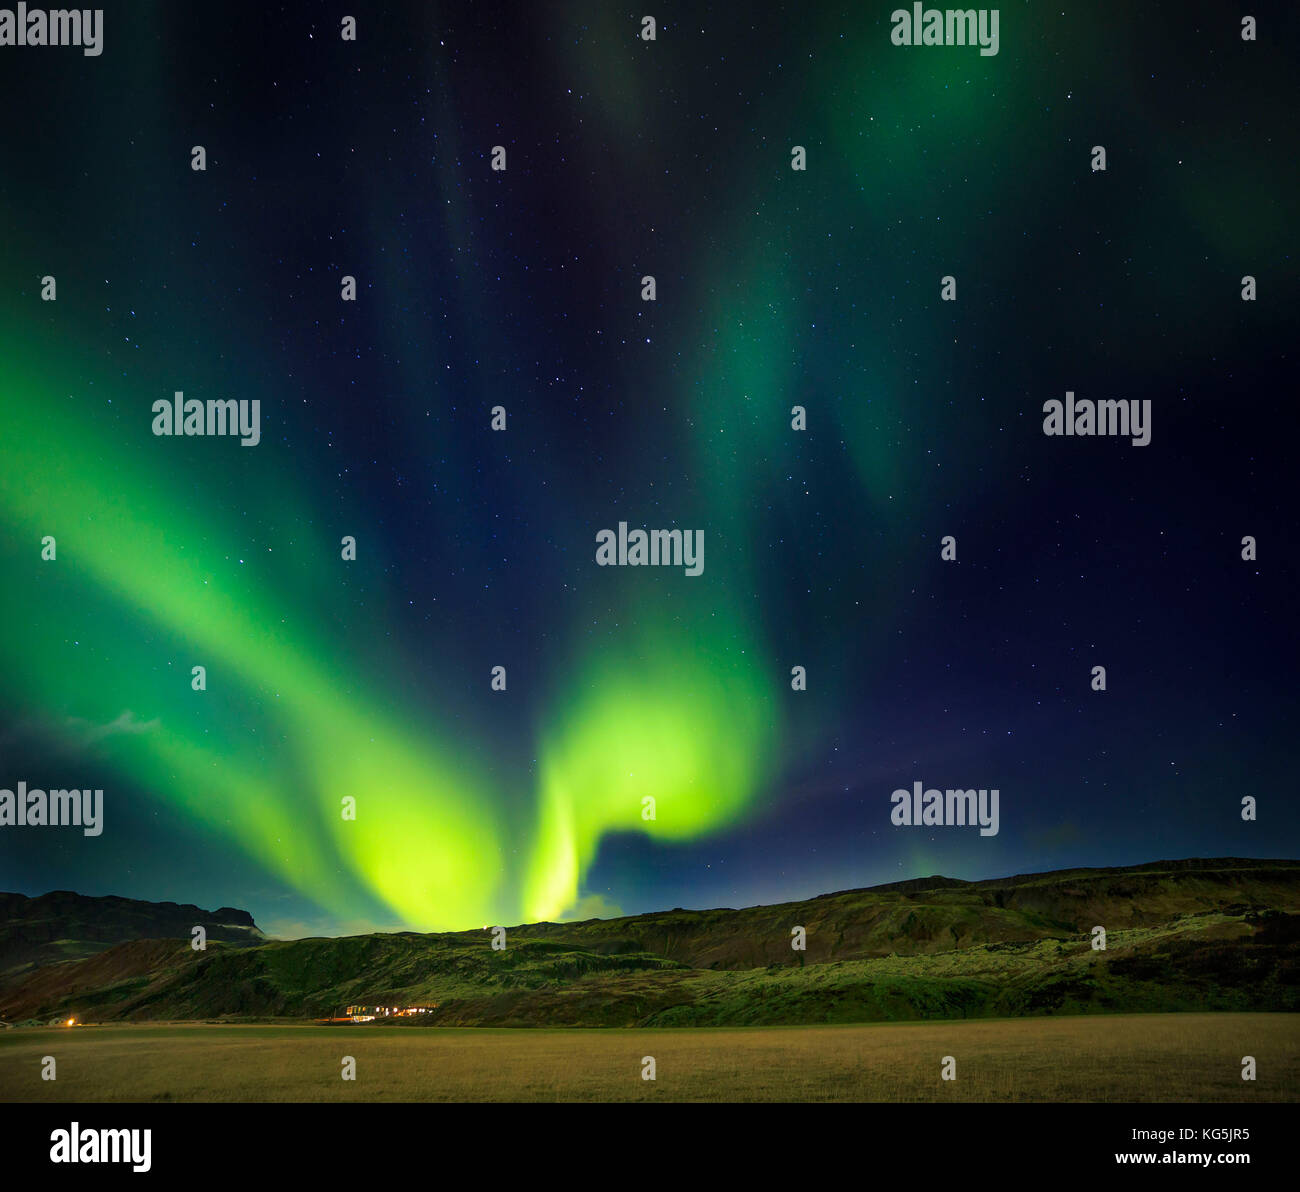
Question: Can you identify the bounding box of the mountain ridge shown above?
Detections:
[0,889,264,978]
[2,857,1296,1027]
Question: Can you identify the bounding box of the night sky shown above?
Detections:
[1,1,1296,939]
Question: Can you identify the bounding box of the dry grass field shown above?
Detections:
[1,1013,1295,1102]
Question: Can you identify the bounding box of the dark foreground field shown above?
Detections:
[2,1013,1295,1102]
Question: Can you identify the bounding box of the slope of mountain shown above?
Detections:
[0,890,264,977]
[507,857,1300,969]
[1,859,1296,1027]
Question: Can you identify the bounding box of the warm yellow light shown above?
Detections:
[66,1018,75,1026]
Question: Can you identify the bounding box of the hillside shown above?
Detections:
[0,890,264,978]
[506,857,1300,968]
[1,858,1297,1027]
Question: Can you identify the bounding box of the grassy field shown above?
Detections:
[1,1013,1295,1102]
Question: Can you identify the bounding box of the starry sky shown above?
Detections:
[1,1,1296,938]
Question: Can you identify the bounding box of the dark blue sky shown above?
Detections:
[1,1,1296,937]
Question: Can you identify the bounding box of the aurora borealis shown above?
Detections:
[1,1,1297,938]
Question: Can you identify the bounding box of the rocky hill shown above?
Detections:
[1,859,1296,1027]
[0,890,264,979]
